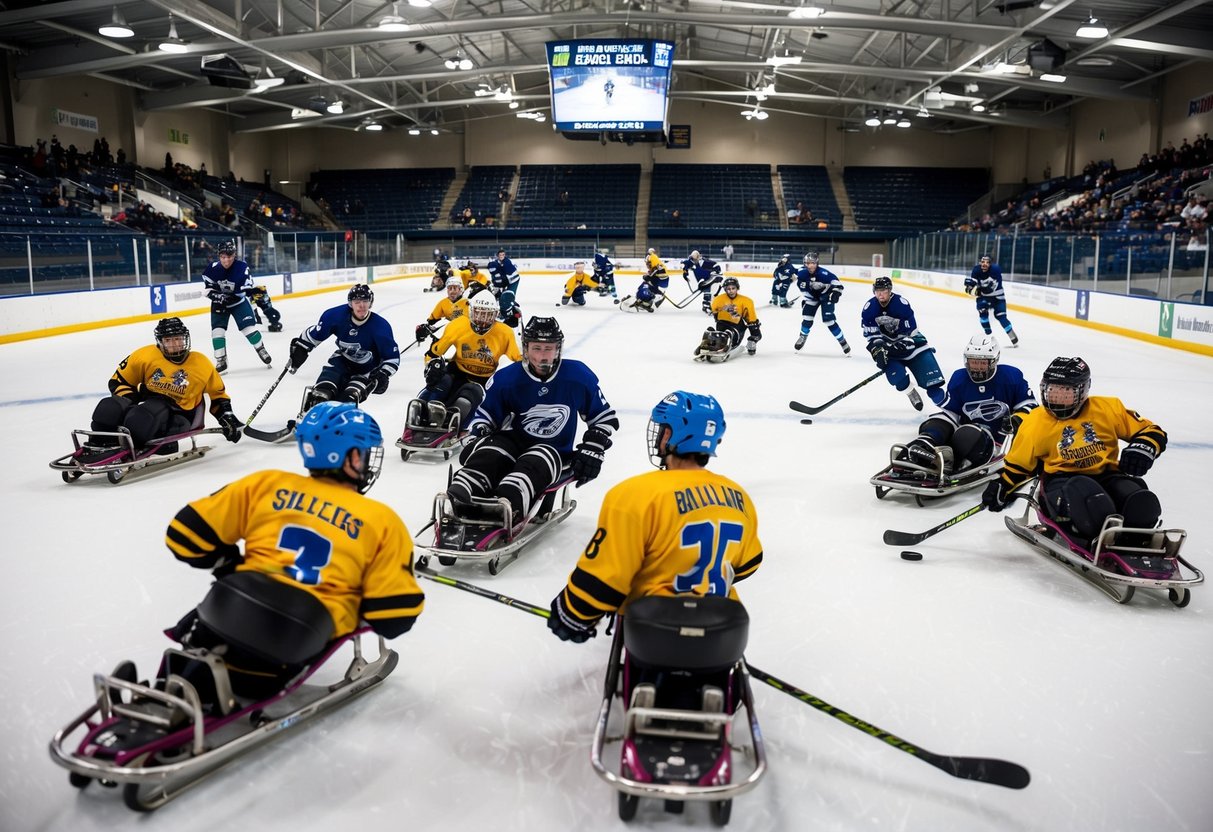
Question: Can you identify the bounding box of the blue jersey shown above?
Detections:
[796,265,842,303]
[488,256,520,290]
[202,259,254,308]
[468,359,618,457]
[300,305,400,376]
[772,259,798,286]
[861,293,931,360]
[937,365,1037,442]
[966,263,1005,299]
[593,253,614,279]
[682,257,722,288]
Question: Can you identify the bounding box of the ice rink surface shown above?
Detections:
[552,78,668,124]
[2,269,1211,831]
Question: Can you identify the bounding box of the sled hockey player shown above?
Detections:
[593,250,618,300]
[604,78,615,105]
[983,357,1200,605]
[458,260,491,295]
[245,285,284,333]
[559,261,600,306]
[681,249,723,314]
[402,294,522,452]
[53,316,244,481]
[770,253,797,307]
[966,255,1019,346]
[428,257,454,292]
[860,276,945,411]
[289,284,400,410]
[202,239,271,373]
[548,391,766,823]
[695,277,762,361]
[51,403,421,809]
[488,248,522,322]
[629,248,670,312]
[872,335,1035,501]
[425,316,618,569]
[415,276,469,345]
[794,252,850,354]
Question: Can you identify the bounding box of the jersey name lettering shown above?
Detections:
[272,488,363,539]
[674,484,746,515]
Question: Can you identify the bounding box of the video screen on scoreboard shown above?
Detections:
[546,39,674,133]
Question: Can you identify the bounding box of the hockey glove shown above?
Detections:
[981,479,1013,512]
[747,322,763,342]
[218,411,243,444]
[370,366,392,395]
[414,323,433,344]
[547,595,597,644]
[424,357,447,390]
[964,278,977,295]
[289,337,312,371]
[866,340,889,370]
[1119,441,1157,477]
[826,286,844,304]
[458,422,493,464]
[571,427,613,486]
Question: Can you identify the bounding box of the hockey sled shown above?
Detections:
[591,596,767,826]
[49,420,222,486]
[396,399,461,462]
[49,627,397,812]
[693,331,747,364]
[1004,480,1203,607]
[414,476,577,575]
[870,439,1007,506]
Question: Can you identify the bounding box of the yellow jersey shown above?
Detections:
[428,296,469,325]
[645,252,668,276]
[562,272,600,297]
[711,293,758,326]
[557,468,764,629]
[458,267,490,291]
[110,344,230,416]
[426,316,521,381]
[999,396,1167,488]
[166,469,424,639]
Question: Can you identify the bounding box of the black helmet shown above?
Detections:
[722,277,740,292]
[154,317,191,364]
[1041,357,1091,420]
[348,283,374,303]
[521,316,563,378]
[873,276,893,292]
[217,239,237,256]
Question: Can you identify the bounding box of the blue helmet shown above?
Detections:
[636,283,654,302]
[296,402,384,493]
[647,391,726,467]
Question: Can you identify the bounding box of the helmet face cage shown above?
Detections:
[295,402,385,493]
[1040,357,1091,419]
[154,317,191,364]
[469,295,498,333]
[647,391,726,468]
[963,335,1000,383]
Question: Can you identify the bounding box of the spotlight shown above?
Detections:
[326,100,345,114]
[788,5,825,18]
[377,3,410,32]
[971,103,987,113]
[408,127,421,135]
[98,7,134,38]
[1040,73,1067,83]
[864,111,881,127]
[158,16,188,53]
[1075,16,1108,39]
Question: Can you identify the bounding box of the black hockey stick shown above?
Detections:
[414,565,552,619]
[670,288,705,309]
[243,420,297,443]
[746,665,1030,790]
[789,370,883,416]
[244,364,292,428]
[403,321,447,354]
[882,503,985,546]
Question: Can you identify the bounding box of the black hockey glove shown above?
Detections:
[866,340,889,370]
[414,323,433,344]
[370,366,392,395]
[826,286,844,304]
[964,278,977,295]
[571,427,612,486]
[747,322,763,342]
[218,411,243,443]
[424,357,447,390]
[981,479,1013,512]
[289,337,312,371]
[547,595,597,644]
[1119,441,1157,477]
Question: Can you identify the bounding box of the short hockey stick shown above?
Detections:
[244,364,292,427]
[882,503,985,546]
[414,565,551,618]
[746,665,1030,790]
[243,420,297,443]
[789,370,883,416]
[403,321,446,354]
[670,288,705,309]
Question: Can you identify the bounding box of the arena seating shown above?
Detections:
[309,167,456,231]
[845,166,988,233]
[449,165,516,226]
[509,164,639,233]
[777,166,841,229]
[648,164,779,232]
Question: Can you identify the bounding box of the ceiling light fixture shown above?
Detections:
[882,110,897,125]
[376,3,410,32]
[508,101,520,109]
[326,100,345,114]
[1075,15,1108,39]
[971,103,987,113]
[430,128,440,135]
[766,49,802,67]
[408,127,421,135]
[445,50,473,71]
[788,4,825,18]
[896,111,911,128]
[98,7,134,39]
[1040,72,1067,83]
[740,107,768,121]
[915,105,930,118]
[864,110,881,127]
[253,66,285,90]
[158,15,188,53]
[407,0,433,6]
[363,121,384,132]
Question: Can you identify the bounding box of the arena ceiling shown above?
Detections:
[2,0,1211,135]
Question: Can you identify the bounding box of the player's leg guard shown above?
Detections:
[1045,475,1116,542]
[975,297,992,335]
[449,382,485,430]
[917,416,956,445]
[91,395,134,437]
[449,434,519,505]
[951,423,995,470]
[571,286,587,306]
[304,380,339,412]
[341,375,373,404]
[121,398,173,448]
[1103,474,1162,529]
[497,444,562,520]
[885,362,912,392]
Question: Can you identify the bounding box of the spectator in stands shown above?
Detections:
[116,148,126,166]
[497,188,511,204]
[1182,196,1207,225]
[744,197,758,219]
[557,190,571,208]
[459,206,474,226]
[669,208,683,228]
[722,243,734,262]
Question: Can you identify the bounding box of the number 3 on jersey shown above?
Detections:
[279,525,333,585]
[674,520,743,596]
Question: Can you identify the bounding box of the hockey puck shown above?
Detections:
[800,418,813,425]
[900,550,924,561]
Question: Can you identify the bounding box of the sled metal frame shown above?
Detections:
[49,425,221,484]
[870,442,1006,503]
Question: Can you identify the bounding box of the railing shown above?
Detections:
[890,229,1212,304]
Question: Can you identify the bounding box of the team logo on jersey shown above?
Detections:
[962,399,1008,424]
[521,404,570,438]
[1082,421,1098,444]
[149,368,189,392]
[1059,426,1076,450]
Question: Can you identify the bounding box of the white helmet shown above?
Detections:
[963,334,1000,383]
[647,248,656,255]
[469,293,498,334]
[690,250,701,261]
[445,275,464,295]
